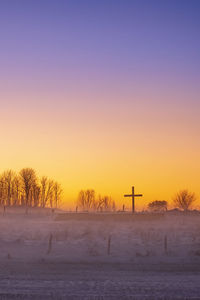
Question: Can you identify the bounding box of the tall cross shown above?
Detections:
[124,186,143,213]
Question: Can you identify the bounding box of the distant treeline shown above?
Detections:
[77,189,115,212]
[147,190,196,212]
[76,189,197,212]
[0,168,62,208]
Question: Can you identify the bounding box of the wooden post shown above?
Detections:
[107,235,111,255]
[47,233,53,255]
[164,235,168,254]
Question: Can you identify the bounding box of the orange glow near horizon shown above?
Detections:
[1,88,200,211]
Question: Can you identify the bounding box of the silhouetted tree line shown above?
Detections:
[0,168,62,208]
[147,190,197,212]
[77,189,115,212]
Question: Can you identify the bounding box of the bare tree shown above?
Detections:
[31,183,41,207]
[12,175,21,206]
[77,189,95,211]
[44,179,54,208]
[85,189,95,210]
[173,190,196,211]
[1,170,16,206]
[41,176,48,207]
[0,176,5,206]
[96,195,115,212]
[53,182,62,208]
[20,168,37,207]
[40,177,55,208]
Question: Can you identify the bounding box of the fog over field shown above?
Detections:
[2,208,200,263]
[1,208,200,299]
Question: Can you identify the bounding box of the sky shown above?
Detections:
[0,0,200,210]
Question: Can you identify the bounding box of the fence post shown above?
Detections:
[164,235,168,254]
[47,233,53,255]
[107,235,111,255]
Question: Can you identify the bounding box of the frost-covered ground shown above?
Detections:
[1,262,200,299]
[1,209,200,299]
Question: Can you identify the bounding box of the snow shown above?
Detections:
[1,262,200,299]
[0,209,200,298]
[1,210,200,264]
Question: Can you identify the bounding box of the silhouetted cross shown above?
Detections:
[124,186,143,213]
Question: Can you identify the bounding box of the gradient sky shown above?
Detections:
[0,0,200,209]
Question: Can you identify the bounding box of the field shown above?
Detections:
[1,208,200,299]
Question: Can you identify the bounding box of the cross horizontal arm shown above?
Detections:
[124,194,143,197]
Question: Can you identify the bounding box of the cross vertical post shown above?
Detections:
[132,186,135,213]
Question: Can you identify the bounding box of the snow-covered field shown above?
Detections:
[1,262,200,299]
[1,209,200,299]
